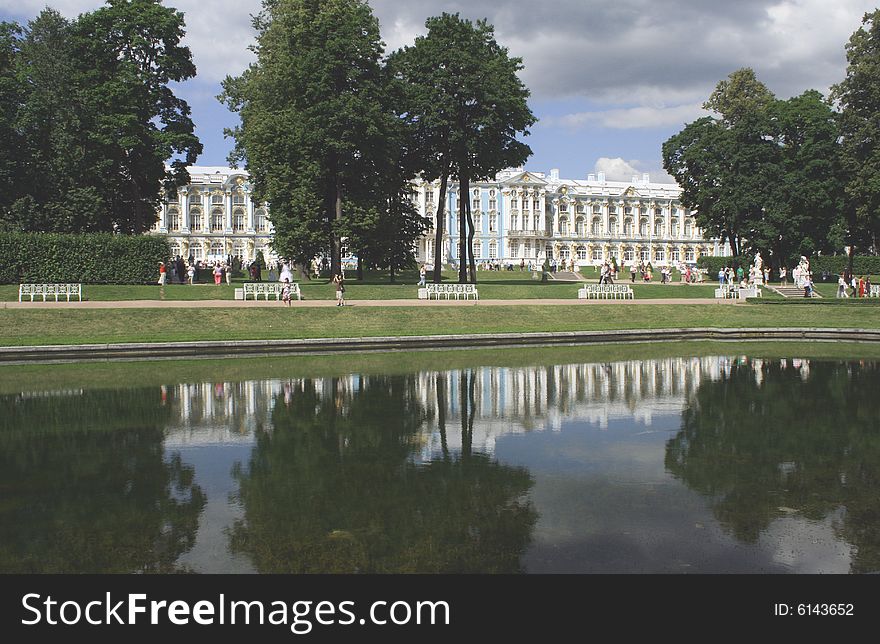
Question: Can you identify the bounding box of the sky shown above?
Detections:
[2,0,878,183]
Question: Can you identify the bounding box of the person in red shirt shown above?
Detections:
[158,262,167,286]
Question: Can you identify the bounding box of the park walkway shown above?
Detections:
[2,297,741,309]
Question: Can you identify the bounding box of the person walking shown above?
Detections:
[224,263,232,285]
[837,273,848,298]
[333,272,346,306]
[418,264,426,287]
[187,263,195,285]
[779,266,787,286]
[158,262,167,286]
[213,263,223,285]
[631,262,637,283]
[281,278,292,307]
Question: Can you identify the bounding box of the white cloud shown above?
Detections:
[594,158,641,181]
[545,103,707,130]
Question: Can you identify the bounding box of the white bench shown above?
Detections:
[715,286,738,299]
[738,286,762,299]
[19,283,82,302]
[421,283,479,300]
[578,284,634,300]
[242,282,301,300]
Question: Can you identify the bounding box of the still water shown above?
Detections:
[2,354,878,574]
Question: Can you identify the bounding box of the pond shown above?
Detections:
[2,345,879,573]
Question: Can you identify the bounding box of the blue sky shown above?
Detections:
[2,0,878,182]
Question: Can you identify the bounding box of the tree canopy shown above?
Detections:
[0,1,201,234]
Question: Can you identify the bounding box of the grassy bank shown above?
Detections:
[1,303,877,347]
[3,340,880,394]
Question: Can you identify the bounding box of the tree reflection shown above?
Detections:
[0,389,206,573]
[230,373,537,573]
[666,359,880,572]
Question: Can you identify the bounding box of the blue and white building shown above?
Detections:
[413,168,723,268]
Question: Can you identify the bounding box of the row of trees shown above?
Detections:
[220,0,535,282]
[663,11,880,272]
[0,0,201,234]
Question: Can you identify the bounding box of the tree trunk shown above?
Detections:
[437,373,449,461]
[390,262,395,283]
[356,256,363,281]
[459,170,469,284]
[847,242,855,277]
[433,172,448,284]
[466,188,477,284]
[331,172,343,277]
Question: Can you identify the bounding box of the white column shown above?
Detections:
[226,190,234,232]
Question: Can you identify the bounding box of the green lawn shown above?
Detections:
[1,303,878,347]
[2,269,722,301]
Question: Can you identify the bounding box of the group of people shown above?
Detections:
[837,272,873,298]
[158,256,236,286]
[629,261,653,283]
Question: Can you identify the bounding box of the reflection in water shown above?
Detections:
[1,355,878,573]
[0,389,205,573]
[666,358,880,573]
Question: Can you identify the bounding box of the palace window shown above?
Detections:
[488,241,497,259]
[670,218,679,238]
[489,198,496,211]
[425,240,434,259]
[655,207,663,216]
[167,210,180,231]
[639,219,648,236]
[191,246,203,260]
[640,207,647,216]
[233,210,245,232]
[654,219,664,237]
[671,248,681,262]
[559,217,569,236]
[576,245,587,260]
[170,243,181,258]
[232,194,246,205]
[654,249,665,262]
[426,189,434,203]
[211,210,224,232]
[576,217,585,236]
[188,194,201,205]
[233,243,246,259]
[212,194,224,205]
[685,248,695,262]
[685,220,694,237]
[609,249,619,260]
[624,218,633,236]
[472,198,481,212]
[533,215,541,231]
[559,201,569,213]
[190,209,202,231]
[591,217,602,235]
[640,249,650,262]
[524,241,531,256]
[609,217,618,235]
[624,248,634,262]
[592,205,602,214]
[256,209,267,232]
[512,198,519,210]
[533,199,541,211]
[545,244,553,258]
[592,249,602,261]
[609,205,617,215]
[489,214,497,232]
[509,241,518,258]
[511,214,519,230]
[210,242,224,257]
[577,203,586,214]
[473,188,480,196]
[624,206,633,216]
[560,246,570,260]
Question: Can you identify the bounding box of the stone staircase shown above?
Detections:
[768,285,822,298]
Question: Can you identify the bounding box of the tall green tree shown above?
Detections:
[389,14,535,283]
[221,0,390,275]
[832,9,880,271]
[663,68,777,258]
[0,1,201,234]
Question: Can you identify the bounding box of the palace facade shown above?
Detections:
[152,166,275,264]
[414,168,723,267]
[153,166,723,267]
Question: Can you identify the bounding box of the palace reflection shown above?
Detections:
[4,354,877,573]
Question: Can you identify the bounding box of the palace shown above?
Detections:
[414,168,724,268]
[152,166,723,267]
[152,166,275,264]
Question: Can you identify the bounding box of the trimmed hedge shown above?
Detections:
[808,255,880,276]
[697,256,749,275]
[0,232,170,284]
